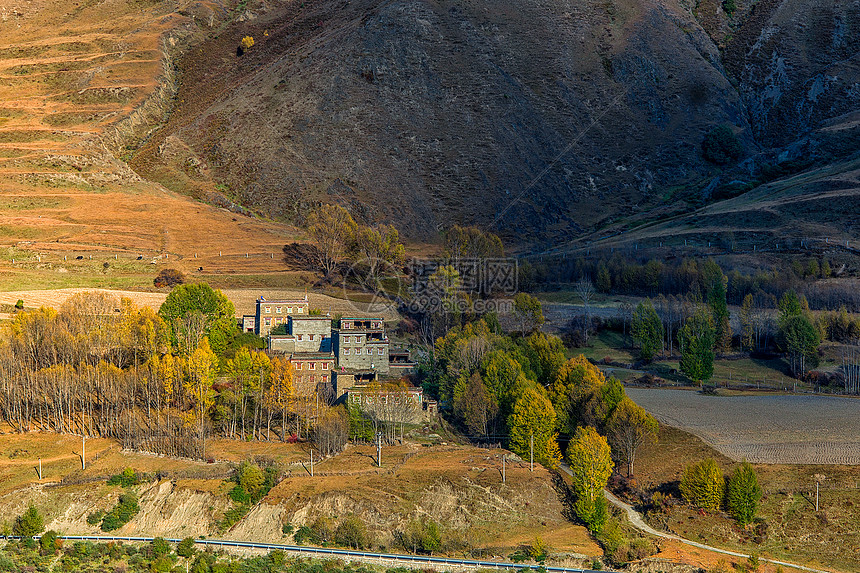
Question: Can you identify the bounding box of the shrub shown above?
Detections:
[176,537,196,558]
[14,299,23,310]
[101,493,140,532]
[107,467,139,487]
[723,0,736,15]
[39,530,58,553]
[12,504,44,538]
[151,537,171,558]
[153,268,185,288]
[86,511,104,525]
[680,458,725,511]
[702,125,743,165]
[334,515,367,549]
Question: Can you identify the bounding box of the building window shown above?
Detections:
[322,363,329,370]
[322,375,328,383]
[286,307,292,313]
[356,336,363,344]
[265,307,271,313]
[344,336,351,343]
[378,348,384,355]
[295,362,302,370]
[344,349,350,355]
[264,318,271,326]
[297,307,304,313]
[297,334,303,341]
[309,363,316,370]
[276,307,282,313]
[309,334,315,341]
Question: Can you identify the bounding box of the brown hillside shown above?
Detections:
[131,0,749,243]
[0,0,296,279]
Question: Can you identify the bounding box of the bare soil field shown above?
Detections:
[0,287,399,320]
[627,388,860,464]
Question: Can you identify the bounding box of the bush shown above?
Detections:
[12,504,44,538]
[723,0,736,15]
[39,530,58,553]
[107,467,139,487]
[14,299,23,310]
[680,458,725,511]
[86,511,104,525]
[702,125,743,165]
[151,537,171,558]
[101,493,140,532]
[335,515,368,549]
[176,537,196,558]
[154,268,185,288]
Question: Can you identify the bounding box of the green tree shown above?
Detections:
[680,309,715,384]
[702,125,743,165]
[680,458,725,511]
[631,300,663,361]
[707,272,732,353]
[566,426,613,533]
[40,530,58,553]
[779,314,820,377]
[335,514,368,549]
[508,386,562,469]
[176,537,196,558]
[151,537,171,558]
[513,293,545,336]
[726,461,762,526]
[739,294,755,352]
[12,504,44,538]
[607,397,658,477]
[158,283,236,354]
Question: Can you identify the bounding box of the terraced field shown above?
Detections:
[627,388,860,464]
[0,0,296,286]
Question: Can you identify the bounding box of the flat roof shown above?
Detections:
[258,297,308,303]
[290,315,331,320]
[289,351,335,360]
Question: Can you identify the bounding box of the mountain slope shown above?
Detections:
[132,0,750,242]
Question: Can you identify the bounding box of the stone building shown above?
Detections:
[333,316,390,374]
[255,295,310,336]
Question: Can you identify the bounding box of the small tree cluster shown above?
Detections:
[154,268,185,288]
[702,125,743,165]
[680,458,762,525]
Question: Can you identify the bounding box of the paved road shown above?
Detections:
[557,465,831,573]
[22,535,602,573]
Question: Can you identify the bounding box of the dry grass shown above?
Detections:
[632,425,860,573]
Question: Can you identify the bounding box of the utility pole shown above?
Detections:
[530,432,534,472]
[502,454,506,484]
[82,435,86,470]
[376,431,383,467]
[38,458,42,479]
[816,480,819,512]
[310,450,314,477]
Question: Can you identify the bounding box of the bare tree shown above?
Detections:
[575,278,595,344]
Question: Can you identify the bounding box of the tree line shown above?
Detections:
[0,287,345,460]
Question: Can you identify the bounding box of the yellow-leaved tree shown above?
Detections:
[266,356,295,441]
[186,337,217,459]
[566,426,613,533]
[508,386,561,469]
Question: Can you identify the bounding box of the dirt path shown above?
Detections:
[557,464,832,573]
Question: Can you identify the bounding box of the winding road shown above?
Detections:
[557,464,831,573]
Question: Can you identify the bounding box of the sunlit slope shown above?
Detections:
[0,0,293,276]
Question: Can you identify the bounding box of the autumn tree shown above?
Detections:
[354,224,405,289]
[266,356,295,441]
[726,460,762,526]
[185,337,218,459]
[680,458,725,511]
[443,225,504,261]
[454,372,498,438]
[680,308,715,384]
[513,293,545,336]
[631,300,663,362]
[739,294,755,352]
[566,426,613,533]
[607,397,658,477]
[307,204,358,279]
[508,386,561,469]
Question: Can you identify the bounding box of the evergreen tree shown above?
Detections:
[12,504,43,538]
[680,309,716,384]
[631,300,663,361]
[680,458,725,511]
[726,461,762,526]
